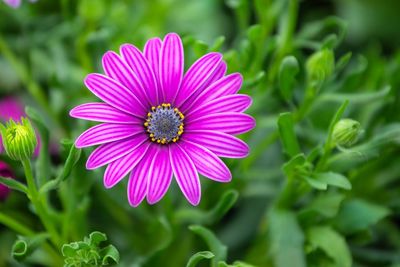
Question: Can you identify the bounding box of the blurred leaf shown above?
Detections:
[319,85,391,104]
[278,112,301,157]
[186,251,214,267]
[39,139,81,193]
[269,209,306,267]
[100,245,120,265]
[307,226,352,267]
[247,24,262,45]
[210,36,226,52]
[0,176,28,194]
[189,225,227,267]
[301,193,345,218]
[279,56,299,101]
[334,199,390,234]
[282,153,306,177]
[335,52,352,72]
[313,172,352,190]
[176,190,239,225]
[12,233,49,262]
[303,176,327,190]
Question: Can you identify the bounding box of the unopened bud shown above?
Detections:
[332,119,361,147]
[0,118,37,161]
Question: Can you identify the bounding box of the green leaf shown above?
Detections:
[12,233,49,261]
[302,193,345,218]
[0,176,28,194]
[186,251,214,267]
[100,245,120,265]
[189,225,227,267]
[335,199,390,234]
[89,231,107,246]
[282,153,306,177]
[307,226,352,267]
[319,85,391,104]
[279,56,299,101]
[314,172,352,190]
[247,24,262,44]
[324,100,349,150]
[39,139,81,193]
[335,52,352,72]
[278,112,301,157]
[269,209,306,267]
[303,176,327,190]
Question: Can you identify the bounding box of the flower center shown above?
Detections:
[144,103,184,144]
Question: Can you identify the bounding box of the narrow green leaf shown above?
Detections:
[335,199,390,234]
[325,100,349,149]
[210,36,226,52]
[319,86,391,104]
[0,176,28,194]
[335,52,352,72]
[269,209,306,267]
[314,172,352,190]
[189,225,227,267]
[303,194,345,218]
[279,56,299,101]
[186,251,214,267]
[307,226,352,267]
[278,112,301,157]
[39,140,81,193]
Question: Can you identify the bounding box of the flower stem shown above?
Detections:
[21,159,62,248]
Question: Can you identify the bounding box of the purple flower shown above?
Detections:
[70,33,255,206]
[0,161,13,201]
[2,0,36,8]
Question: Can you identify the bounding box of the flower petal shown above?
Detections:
[180,140,231,182]
[146,147,173,204]
[86,134,148,170]
[182,73,242,113]
[84,73,146,116]
[3,0,21,8]
[127,144,157,207]
[120,44,158,105]
[70,103,140,123]
[183,130,249,158]
[186,94,252,119]
[143,37,163,100]
[186,112,256,135]
[169,144,200,206]
[160,33,184,103]
[75,123,144,148]
[102,51,149,106]
[179,60,227,112]
[174,52,222,107]
[104,142,151,188]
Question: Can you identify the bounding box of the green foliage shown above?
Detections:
[62,231,119,267]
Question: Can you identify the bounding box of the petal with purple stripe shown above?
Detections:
[127,144,157,207]
[104,142,151,188]
[174,52,222,107]
[147,147,173,204]
[182,73,242,113]
[75,123,144,148]
[84,73,147,116]
[186,94,252,119]
[180,140,231,182]
[183,130,249,158]
[179,60,227,112]
[86,134,148,170]
[169,144,201,206]
[120,44,158,105]
[70,103,140,123]
[186,112,256,135]
[102,51,148,106]
[143,37,163,100]
[159,33,184,103]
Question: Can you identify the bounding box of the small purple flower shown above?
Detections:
[2,0,36,8]
[0,161,13,201]
[70,33,255,206]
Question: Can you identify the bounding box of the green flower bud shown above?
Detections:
[332,118,361,147]
[306,49,335,88]
[0,118,37,161]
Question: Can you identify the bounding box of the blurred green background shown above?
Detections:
[1,0,400,266]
